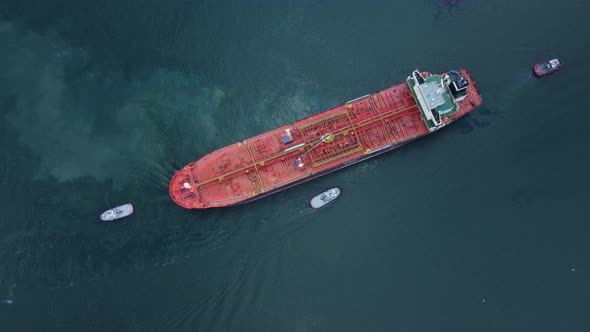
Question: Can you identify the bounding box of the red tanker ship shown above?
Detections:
[170,69,482,209]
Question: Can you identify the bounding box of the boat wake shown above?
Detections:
[1,21,224,189]
[156,217,306,331]
[433,0,469,19]
[495,69,535,109]
[1,284,15,304]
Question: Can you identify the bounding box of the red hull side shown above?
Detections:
[533,64,543,77]
[170,69,482,209]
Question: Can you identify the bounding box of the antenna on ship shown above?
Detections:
[296,133,333,168]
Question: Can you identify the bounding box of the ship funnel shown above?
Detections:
[448,70,469,99]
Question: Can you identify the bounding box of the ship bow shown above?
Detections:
[169,169,202,209]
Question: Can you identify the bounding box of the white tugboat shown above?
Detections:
[310,187,341,209]
[100,203,134,221]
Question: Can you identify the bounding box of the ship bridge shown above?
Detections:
[407,70,461,131]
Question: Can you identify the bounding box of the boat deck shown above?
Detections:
[170,69,481,208]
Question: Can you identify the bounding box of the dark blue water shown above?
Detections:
[1,0,589,330]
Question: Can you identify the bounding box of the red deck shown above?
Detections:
[170,69,482,208]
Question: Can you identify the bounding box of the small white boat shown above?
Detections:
[310,187,341,209]
[100,203,134,221]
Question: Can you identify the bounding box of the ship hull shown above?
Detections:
[533,58,562,77]
[100,203,134,221]
[170,69,482,209]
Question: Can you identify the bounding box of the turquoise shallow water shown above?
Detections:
[1,0,589,330]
